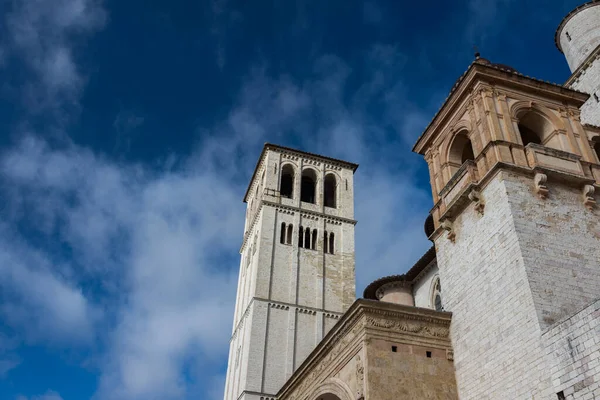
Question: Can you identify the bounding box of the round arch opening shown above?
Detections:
[316,394,342,400]
[448,133,475,166]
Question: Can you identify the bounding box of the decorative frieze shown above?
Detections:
[365,316,450,338]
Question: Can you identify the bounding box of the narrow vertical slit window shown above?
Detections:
[280,222,286,244]
[324,231,328,254]
[312,229,317,250]
[304,228,311,249]
[298,226,304,248]
[286,224,293,245]
[329,232,335,254]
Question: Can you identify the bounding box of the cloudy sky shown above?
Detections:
[0,0,582,398]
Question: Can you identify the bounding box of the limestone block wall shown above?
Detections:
[436,170,600,399]
[412,260,439,310]
[435,172,550,399]
[569,56,600,127]
[543,299,600,399]
[366,338,457,400]
[506,174,600,328]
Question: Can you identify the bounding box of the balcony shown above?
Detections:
[438,160,479,217]
[524,143,584,177]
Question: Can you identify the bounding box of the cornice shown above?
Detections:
[413,62,589,155]
[239,200,357,253]
[243,143,359,203]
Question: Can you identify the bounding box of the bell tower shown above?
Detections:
[223,144,358,400]
[556,0,600,126]
[413,56,600,398]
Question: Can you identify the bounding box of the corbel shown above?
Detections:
[534,172,549,199]
[583,185,596,210]
[440,219,456,243]
[468,189,485,215]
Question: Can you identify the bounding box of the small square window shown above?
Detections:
[426,351,432,358]
[391,346,397,352]
[557,391,565,400]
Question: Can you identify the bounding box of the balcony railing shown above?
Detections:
[439,160,479,210]
[524,143,584,177]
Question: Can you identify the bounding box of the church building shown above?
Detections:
[224,1,600,399]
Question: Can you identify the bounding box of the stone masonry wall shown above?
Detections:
[543,299,600,399]
[436,172,550,399]
[569,55,600,127]
[437,170,600,399]
[366,338,457,400]
[507,174,600,330]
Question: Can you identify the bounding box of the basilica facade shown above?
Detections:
[224,1,600,399]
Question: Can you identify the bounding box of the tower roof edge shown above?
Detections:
[243,143,360,203]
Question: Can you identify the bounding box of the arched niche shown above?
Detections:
[511,102,564,150]
[301,168,318,204]
[280,164,295,198]
[324,173,337,208]
[445,131,476,180]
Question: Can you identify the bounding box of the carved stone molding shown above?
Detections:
[365,316,450,338]
[440,219,456,243]
[356,355,364,399]
[583,184,596,210]
[534,172,549,199]
[468,189,485,215]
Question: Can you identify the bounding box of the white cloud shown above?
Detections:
[5,0,106,114]
[1,46,435,399]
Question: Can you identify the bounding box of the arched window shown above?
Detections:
[592,137,600,163]
[286,224,293,245]
[324,174,337,208]
[449,133,475,166]
[324,231,329,253]
[517,110,558,148]
[328,232,335,255]
[280,164,295,198]
[304,228,311,249]
[298,226,304,248]
[301,169,317,204]
[432,277,443,311]
[312,229,317,250]
[280,222,286,244]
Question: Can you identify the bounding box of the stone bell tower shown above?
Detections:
[555,0,600,126]
[223,144,358,400]
[413,55,600,398]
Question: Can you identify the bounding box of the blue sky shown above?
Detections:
[0,0,583,399]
